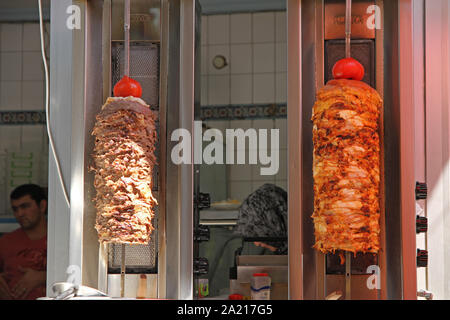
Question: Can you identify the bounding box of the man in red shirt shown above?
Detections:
[0,184,47,300]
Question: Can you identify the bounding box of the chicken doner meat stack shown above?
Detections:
[312,58,383,255]
[92,76,158,244]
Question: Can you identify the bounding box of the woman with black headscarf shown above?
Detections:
[235,184,288,255]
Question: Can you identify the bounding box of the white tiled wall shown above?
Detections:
[201,11,288,202]
[201,11,287,106]
[0,23,49,215]
[204,118,287,202]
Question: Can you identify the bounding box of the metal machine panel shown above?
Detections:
[48,0,200,300]
[288,0,418,300]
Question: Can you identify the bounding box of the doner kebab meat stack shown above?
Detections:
[91,76,158,244]
[312,58,383,255]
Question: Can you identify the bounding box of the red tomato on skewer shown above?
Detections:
[332,57,365,81]
[113,75,143,98]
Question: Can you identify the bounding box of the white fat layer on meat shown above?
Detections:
[330,200,363,210]
[344,145,367,156]
[337,110,357,120]
[102,96,149,110]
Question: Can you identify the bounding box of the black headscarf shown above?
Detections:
[235,184,288,254]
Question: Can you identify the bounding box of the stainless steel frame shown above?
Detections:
[164,0,197,299]
[47,0,200,299]
[47,0,74,295]
[287,0,419,300]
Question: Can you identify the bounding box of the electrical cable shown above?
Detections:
[38,0,71,208]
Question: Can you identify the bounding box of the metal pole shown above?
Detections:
[344,0,352,300]
[120,0,131,298]
[124,0,131,76]
[345,0,352,58]
[345,252,351,300]
[121,244,126,297]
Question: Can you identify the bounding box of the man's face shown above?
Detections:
[11,195,46,230]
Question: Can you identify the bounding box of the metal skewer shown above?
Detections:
[344,0,352,301]
[345,0,352,58]
[124,0,131,77]
[345,252,351,300]
[120,0,131,299]
[121,244,126,297]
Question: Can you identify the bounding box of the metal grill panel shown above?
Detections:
[108,209,158,274]
[112,42,160,109]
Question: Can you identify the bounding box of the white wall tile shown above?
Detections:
[253,43,275,73]
[44,24,50,59]
[207,45,230,75]
[275,118,287,149]
[208,75,230,105]
[0,24,22,52]
[0,22,50,200]
[201,75,208,106]
[206,120,229,149]
[275,72,287,103]
[253,74,275,104]
[22,81,44,110]
[1,52,22,81]
[23,23,41,51]
[251,179,275,192]
[253,119,275,130]
[0,81,22,110]
[230,44,252,74]
[228,181,252,202]
[0,128,11,152]
[275,148,287,181]
[208,15,229,45]
[201,16,208,45]
[201,12,287,203]
[275,42,287,73]
[21,126,44,152]
[201,45,208,75]
[251,161,266,181]
[0,127,21,152]
[230,74,252,104]
[230,119,253,130]
[22,52,44,80]
[275,12,287,43]
[275,180,287,191]
[257,150,281,178]
[202,121,228,155]
[227,120,254,162]
[252,12,275,43]
[207,120,229,138]
[230,13,252,44]
[229,164,252,181]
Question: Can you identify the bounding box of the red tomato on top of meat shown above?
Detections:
[113,75,143,98]
[332,58,365,81]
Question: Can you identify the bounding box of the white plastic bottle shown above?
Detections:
[250,273,271,300]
